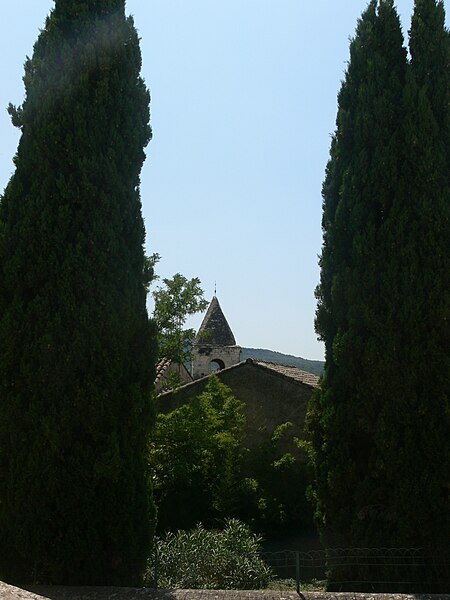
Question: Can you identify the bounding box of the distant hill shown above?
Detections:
[240,347,324,376]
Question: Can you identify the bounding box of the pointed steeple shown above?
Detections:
[194,296,236,347]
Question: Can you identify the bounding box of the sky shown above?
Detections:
[1,1,448,361]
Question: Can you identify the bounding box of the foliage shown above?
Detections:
[143,252,161,293]
[149,376,245,531]
[0,0,156,585]
[152,273,208,369]
[307,0,449,589]
[238,422,314,533]
[151,380,313,535]
[145,520,272,590]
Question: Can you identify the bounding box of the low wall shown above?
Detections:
[2,582,449,600]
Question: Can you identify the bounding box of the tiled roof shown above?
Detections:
[155,357,193,393]
[253,360,320,388]
[194,296,236,347]
[158,358,319,397]
[155,357,171,387]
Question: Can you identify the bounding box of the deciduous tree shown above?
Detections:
[153,273,208,367]
[149,376,244,531]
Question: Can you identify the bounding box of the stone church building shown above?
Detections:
[157,296,319,449]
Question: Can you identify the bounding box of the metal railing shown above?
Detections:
[149,546,450,593]
[147,548,450,593]
[260,547,450,593]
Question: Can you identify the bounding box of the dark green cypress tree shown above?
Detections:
[410,0,449,139]
[308,0,407,547]
[377,0,450,552]
[0,0,157,585]
[308,0,449,586]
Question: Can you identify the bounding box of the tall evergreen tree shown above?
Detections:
[0,0,157,585]
[410,0,449,139]
[308,0,449,585]
[382,0,450,551]
[308,0,407,551]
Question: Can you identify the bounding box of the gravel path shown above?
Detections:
[1,581,449,600]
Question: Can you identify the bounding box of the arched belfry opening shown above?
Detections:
[210,359,225,373]
[191,296,241,380]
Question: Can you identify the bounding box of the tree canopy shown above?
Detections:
[149,375,245,531]
[152,273,208,366]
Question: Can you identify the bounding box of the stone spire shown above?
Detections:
[191,296,240,379]
[194,296,236,347]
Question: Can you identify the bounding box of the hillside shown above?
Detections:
[240,347,324,376]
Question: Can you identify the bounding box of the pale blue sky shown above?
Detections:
[1,1,447,360]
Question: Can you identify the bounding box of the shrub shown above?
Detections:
[146,519,272,589]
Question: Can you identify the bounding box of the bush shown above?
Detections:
[145,519,272,589]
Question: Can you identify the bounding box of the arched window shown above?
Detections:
[209,359,225,373]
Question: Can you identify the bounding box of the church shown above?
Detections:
[156,296,319,450]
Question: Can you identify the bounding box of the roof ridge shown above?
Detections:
[158,358,319,398]
[253,360,320,387]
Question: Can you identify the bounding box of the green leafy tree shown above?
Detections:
[239,423,313,534]
[149,376,245,531]
[152,273,208,365]
[0,0,156,585]
[307,0,449,587]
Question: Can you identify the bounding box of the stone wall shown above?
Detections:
[191,345,241,380]
[158,361,313,450]
[5,582,449,600]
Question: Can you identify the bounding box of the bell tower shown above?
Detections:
[191,296,241,379]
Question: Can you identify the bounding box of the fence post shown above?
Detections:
[154,544,158,589]
[296,551,300,594]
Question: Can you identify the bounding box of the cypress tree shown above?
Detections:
[308,0,407,550]
[0,0,157,585]
[308,0,449,586]
[410,0,449,139]
[378,0,450,552]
